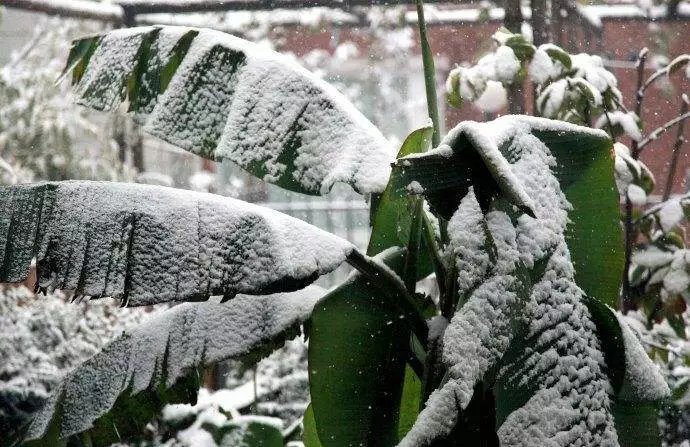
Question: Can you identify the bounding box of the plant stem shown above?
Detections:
[621,47,647,310]
[346,249,428,344]
[638,110,690,152]
[422,212,447,298]
[415,0,441,148]
[662,95,690,201]
[404,197,424,294]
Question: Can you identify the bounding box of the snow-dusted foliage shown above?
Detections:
[0,181,352,305]
[152,338,309,445]
[66,26,393,196]
[23,286,323,441]
[620,310,690,445]
[7,22,675,445]
[0,286,149,440]
[446,30,627,129]
[615,141,690,329]
[0,18,127,185]
[396,117,667,446]
[158,387,286,446]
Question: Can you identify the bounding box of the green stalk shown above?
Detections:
[403,197,424,294]
[346,249,428,344]
[415,0,441,148]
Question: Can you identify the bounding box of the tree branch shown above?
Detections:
[621,47,648,310]
[662,94,690,200]
[1,0,124,23]
[638,110,690,152]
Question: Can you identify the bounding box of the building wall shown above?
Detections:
[273,15,690,193]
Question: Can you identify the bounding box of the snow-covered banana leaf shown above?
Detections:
[395,116,668,446]
[62,26,393,196]
[0,181,352,305]
[20,286,323,446]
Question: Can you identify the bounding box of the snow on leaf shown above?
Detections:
[659,199,685,232]
[474,80,508,113]
[493,46,520,84]
[627,184,647,206]
[399,116,661,446]
[632,247,675,268]
[0,181,352,305]
[65,26,393,196]
[529,48,556,85]
[23,286,324,443]
[616,314,670,402]
[595,111,642,142]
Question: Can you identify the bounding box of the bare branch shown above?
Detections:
[662,94,690,200]
[1,0,124,23]
[622,47,648,310]
[639,110,690,151]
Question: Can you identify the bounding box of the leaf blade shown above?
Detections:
[65,26,393,196]
[22,286,324,444]
[0,181,352,305]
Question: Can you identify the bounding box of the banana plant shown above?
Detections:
[1,25,670,446]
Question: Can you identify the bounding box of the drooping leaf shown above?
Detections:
[541,44,572,70]
[395,116,622,307]
[504,35,536,62]
[64,26,393,195]
[398,117,667,446]
[20,286,324,445]
[308,248,412,446]
[583,296,668,446]
[0,181,352,305]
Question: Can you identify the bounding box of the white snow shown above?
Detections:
[626,184,647,206]
[632,247,674,268]
[494,46,520,84]
[400,116,663,446]
[537,78,568,118]
[616,314,670,402]
[474,80,508,113]
[0,286,150,434]
[0,181,353,305]
[659,199,684,232]
[595,111,642,142]
[24,285,324,440]
[73,26,394,196]
[529,48,556,85]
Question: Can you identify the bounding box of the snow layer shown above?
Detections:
[399,116,666,446]
[71,26,393,195]
[24,285,323,440]
[0,181,352,305]
[616,314,670,402]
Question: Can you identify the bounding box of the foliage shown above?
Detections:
[0,24,674,447]
[0,18,127,186]
[446,27,690,444]
[0,286,149,443]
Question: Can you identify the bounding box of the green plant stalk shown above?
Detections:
[422,212,447,298]
[404,197,424,294]
[346,249,428,344]
[415,0,441,148]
